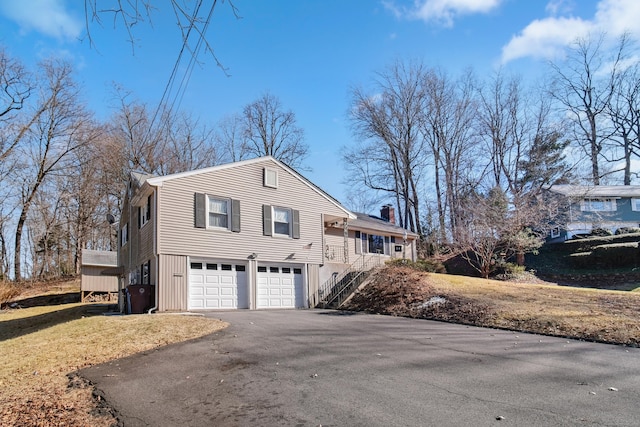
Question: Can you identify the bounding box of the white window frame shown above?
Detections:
[121,223,128,247]
[580,198,616,212]
[207,196,231,230]
[272,206,291,237]
[550,227,561,239]
[140,200,150,228]
[264,167,278,188]
[367,233,386,254]
[631,198,640,212]
[142,260,150,285]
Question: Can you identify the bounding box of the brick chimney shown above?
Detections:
[380,205,395,225]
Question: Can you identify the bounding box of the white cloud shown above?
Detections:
[545,0,575,15]
[501,16,591,63]
[501,0,640,63]
[385,0,503,27]
[0,0,82,41]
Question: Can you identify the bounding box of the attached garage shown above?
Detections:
[256,264,304,308]
[188,260,248,309]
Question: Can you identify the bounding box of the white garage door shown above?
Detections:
[189,261,248,310]
[256,264,304,308]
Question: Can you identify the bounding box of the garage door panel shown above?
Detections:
[205,287,220,296]
[257,264,304,309]
[189,261,247,310]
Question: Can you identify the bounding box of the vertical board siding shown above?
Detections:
[307,264,320,307]
[157,160,349,264]
[159,254,187,311]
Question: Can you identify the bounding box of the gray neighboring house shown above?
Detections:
[81,249,119,301]
[117,156,417,312]
[546,185,640,242]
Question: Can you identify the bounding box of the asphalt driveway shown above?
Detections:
[81,310,640,426]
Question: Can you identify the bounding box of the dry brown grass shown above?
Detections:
[0,297,227,426]
[343,266,640,346]
[0,281,21,305]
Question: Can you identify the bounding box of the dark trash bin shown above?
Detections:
[126,284,155,314]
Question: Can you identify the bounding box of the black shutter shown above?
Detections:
[263,205,272,236]
[231,199,241,232]
[194,193,206,228]
[292,209,300,239]
[146,195,151,221]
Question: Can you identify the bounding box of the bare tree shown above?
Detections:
[83,0,239,72]
[241,92,309,169]
[607,59,640,185]
[549,34,626,185]
[109,87,220,176]
[422,67,479,242]
[459,187,549,278]
[0,48,33,163]
[215,113,251,163]
[13,59,96,281]
[347,60,428,234]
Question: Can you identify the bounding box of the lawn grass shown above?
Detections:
[0,302,227,426]
[343,266,640,346]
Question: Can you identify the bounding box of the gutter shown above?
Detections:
[148,185,159,314]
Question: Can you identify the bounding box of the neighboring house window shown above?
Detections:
[631,198,640,212]
[193,193,241,232]
[550,227,560,239]
[121,223,128,247]
[264,167,278,188]
[139,195,151,228]
[581,198,616,212]
[262,205,300,238]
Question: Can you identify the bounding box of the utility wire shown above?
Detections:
[144,0,209,147]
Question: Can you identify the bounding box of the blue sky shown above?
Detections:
[1,0,639,204]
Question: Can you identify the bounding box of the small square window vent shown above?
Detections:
[264,168,278,188]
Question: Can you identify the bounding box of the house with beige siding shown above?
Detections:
[117,156,417,312]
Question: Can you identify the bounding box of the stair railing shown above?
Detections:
[315,253,381,308]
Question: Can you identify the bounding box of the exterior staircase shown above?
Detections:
[316,255,381,309]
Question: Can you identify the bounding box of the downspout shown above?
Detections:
[148,185,159,314]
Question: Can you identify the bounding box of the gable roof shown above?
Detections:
[548,185,640,198]
[350,212,418,237]
[143,156,356,219]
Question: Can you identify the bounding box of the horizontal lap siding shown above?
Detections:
[119,197,131,274]
[157,160,349,264]
[137,209,154,266]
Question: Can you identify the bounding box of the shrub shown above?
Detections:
[615,227,640,235]
[492,262,526,280]
[386,258,446,273]
[568,251,593,269]
[568,243,639,269]
[592,243,639,268]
